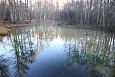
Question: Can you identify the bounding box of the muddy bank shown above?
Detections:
[0,20,54,35]
[1,20,54,27]
[0,20,33,35]
[0,26,10,35]
[1,20,38,27]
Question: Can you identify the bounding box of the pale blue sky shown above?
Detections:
[21,0,67,7]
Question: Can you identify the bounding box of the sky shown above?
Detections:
[21,0,68,8]
[53,0,67,7]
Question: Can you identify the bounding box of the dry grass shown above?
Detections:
[0,26,10,35]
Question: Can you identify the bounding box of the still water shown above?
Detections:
[0,22,115,77]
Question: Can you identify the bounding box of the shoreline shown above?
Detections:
[0,21,115,36]
[0,20,36,35]
[0,20,55,36]
[60,24,115,33]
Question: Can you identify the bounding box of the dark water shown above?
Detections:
[0,22,115,77]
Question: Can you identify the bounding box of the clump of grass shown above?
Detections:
[0,26,10,36]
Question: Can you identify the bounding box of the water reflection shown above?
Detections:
[0,22,114,77]
[11,30,37,77]
[64,30,115,77]
[0,56,9,77]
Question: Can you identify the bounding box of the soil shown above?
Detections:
[0,26,10,35]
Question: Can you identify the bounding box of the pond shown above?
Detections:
[0,22,115,77]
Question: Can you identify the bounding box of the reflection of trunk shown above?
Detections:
[10,29,37,77]
[64,30,115,76]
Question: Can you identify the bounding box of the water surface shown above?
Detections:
[0,22,115,77]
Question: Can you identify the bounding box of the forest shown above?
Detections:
[0,0,115,77]
[0,0,58,22]
[0,0,115,30]
[60,0,115,30]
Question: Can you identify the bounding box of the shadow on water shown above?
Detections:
[0,56,9,77]
[0,22,115,77]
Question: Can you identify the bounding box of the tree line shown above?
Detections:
[0,0,115,30]
[0,0,58,23]
[60,0,115,28]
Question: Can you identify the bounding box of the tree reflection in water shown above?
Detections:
[0,56,9,77]
[9,28,37,77]
[0,23,115,77]
[64,30,115,77]
[9,24,57,77]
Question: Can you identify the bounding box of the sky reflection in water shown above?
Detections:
[0,22,115,77]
